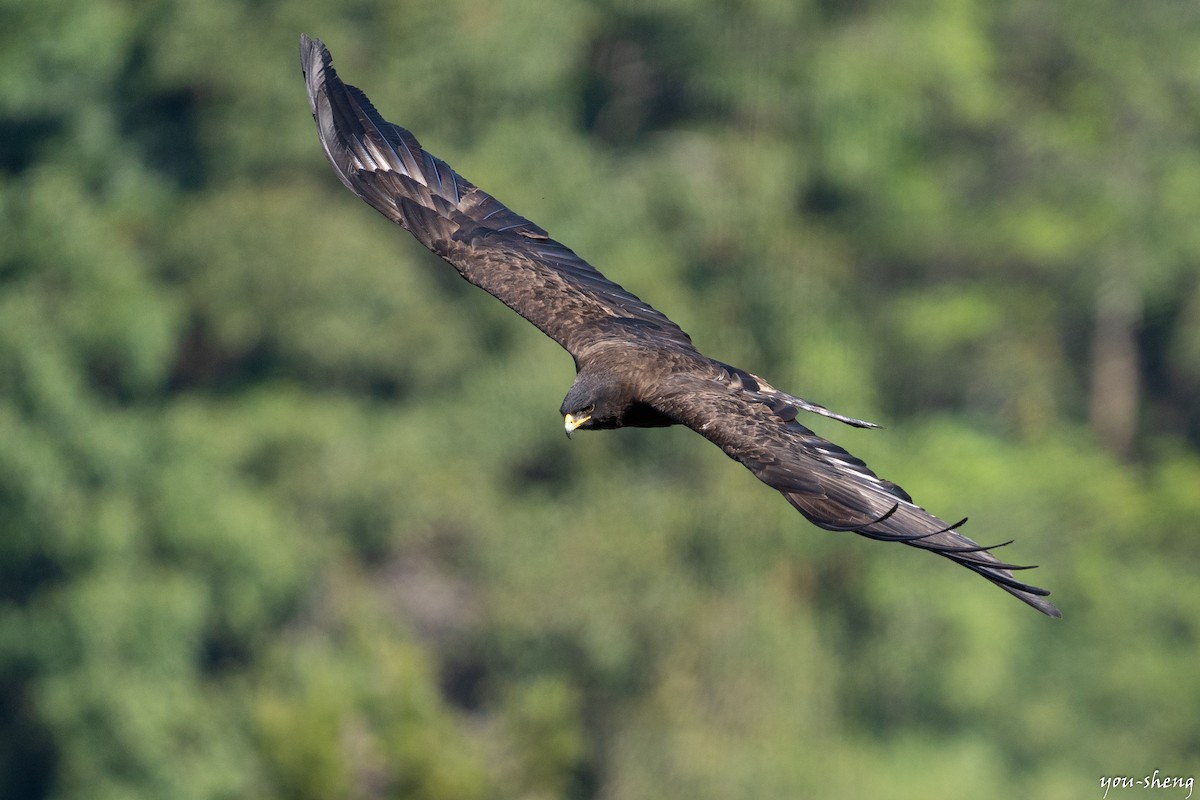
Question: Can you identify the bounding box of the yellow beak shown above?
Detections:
[564,413,591,438]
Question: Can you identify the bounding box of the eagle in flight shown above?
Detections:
[300,35,1059,617]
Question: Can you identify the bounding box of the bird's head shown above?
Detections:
[560,373,627,437]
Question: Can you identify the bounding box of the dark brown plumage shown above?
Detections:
[300,34,1060,617]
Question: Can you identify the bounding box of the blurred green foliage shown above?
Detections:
[2,0,1199,798]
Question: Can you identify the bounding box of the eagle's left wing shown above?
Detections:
[654,373,1061,617]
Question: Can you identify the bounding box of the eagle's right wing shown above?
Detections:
[300,35,693,360]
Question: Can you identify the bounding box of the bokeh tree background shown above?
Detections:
[2,0,1199,798]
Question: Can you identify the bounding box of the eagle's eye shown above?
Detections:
[580,404,595,415]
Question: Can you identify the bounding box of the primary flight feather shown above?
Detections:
[299,34,1059,617]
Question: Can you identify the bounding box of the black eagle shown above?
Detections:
[300,35,1059,617]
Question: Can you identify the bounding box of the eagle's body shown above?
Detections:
[300,35,1059,617]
